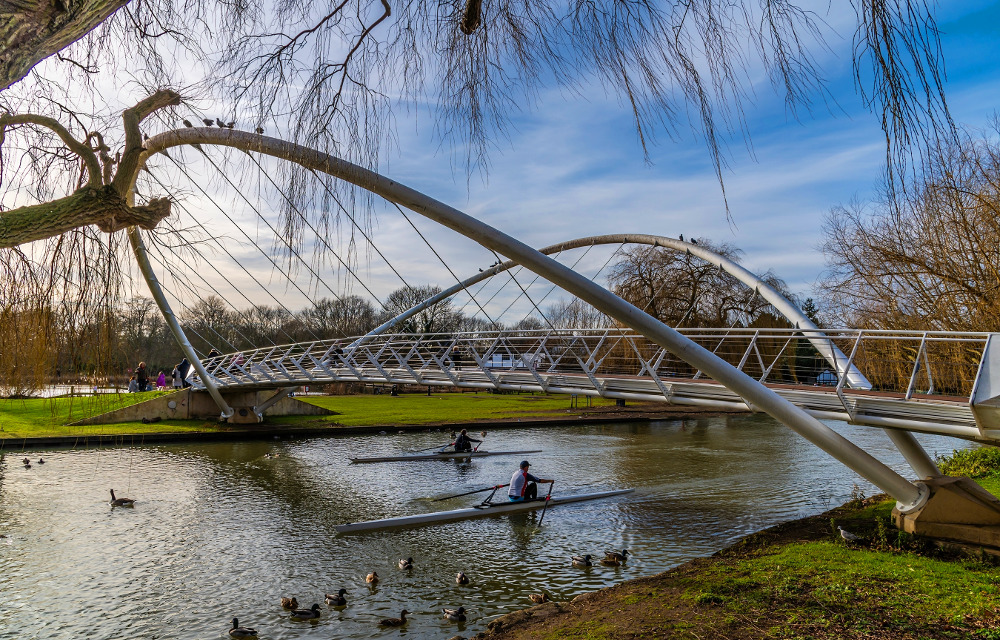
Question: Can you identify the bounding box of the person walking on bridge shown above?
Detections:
[508,460,552,502]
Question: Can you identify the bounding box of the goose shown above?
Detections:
[443,606,466,622]
[571,554,593,568]
[838,526,860,542]
[325,589,347,606]
[528,593,550,604]
[398,557,413,570]
[228,618,258,638]
[379,609,409,626]
[366,571,379,585]
[289,603,321,620]
[456,571,470,585]
[109,489,135,507]
[604,549,630,562]
[280,597,298,610]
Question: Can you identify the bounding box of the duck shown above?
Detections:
[456,571,470,585]
[604,549,630,563]
[379,609,409,626]
[289,603,321,620]
[22,459,30,469]
[443,606,466,622]
[601,555,624,567]
[366,571,379,585]
[280,596,298,610]
[325,588,347,606]
[37,457,45,464]
[228,617,258,638]
[109,489,135,507]
[528,592,550,604]
[571,554,593,568]
[398,557,414,570]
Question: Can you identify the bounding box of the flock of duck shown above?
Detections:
[227,550,630,638]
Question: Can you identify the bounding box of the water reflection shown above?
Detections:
[0,416,968,639]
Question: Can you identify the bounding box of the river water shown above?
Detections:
[0,415,968,639]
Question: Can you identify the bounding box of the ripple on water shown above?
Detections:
[0,416,969,638]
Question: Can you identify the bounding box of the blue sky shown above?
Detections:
[357,1,1000,305]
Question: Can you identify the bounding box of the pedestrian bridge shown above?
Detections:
[195,326,1000,444]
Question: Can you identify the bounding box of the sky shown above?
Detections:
[12,1,1000,326]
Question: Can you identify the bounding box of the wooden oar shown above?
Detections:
[433,484,509,502]
[537,480,555,526]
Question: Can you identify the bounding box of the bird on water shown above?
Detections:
[366,571,379,584]
[398,557,413,570]
[289,603,321,620]
[456,571,470,585]
[379,610,409,626]
[109,489,134,507]
[324,589,347,606]
[280,597,298,610]
[571,554,593,568]
[443,606,466,622]
[228,618,257,638]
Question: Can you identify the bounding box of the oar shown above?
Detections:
[537,480,555,527]
[412,443,452,453]
[433,484,509,502]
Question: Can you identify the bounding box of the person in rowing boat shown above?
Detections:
[508,460,553,502]
[451,429,482,453]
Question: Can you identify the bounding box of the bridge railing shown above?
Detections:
[197,328,991,402]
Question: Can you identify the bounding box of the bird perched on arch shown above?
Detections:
[226,121,235,129]
[202,118,214,126]
[183,119,194,127]
[216,117,226,128]
[255,126,264,134]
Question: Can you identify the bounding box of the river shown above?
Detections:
[0,415,968,639]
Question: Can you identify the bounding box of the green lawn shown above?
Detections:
[0,391,613,439]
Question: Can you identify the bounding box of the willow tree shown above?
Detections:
[0,0,956,387]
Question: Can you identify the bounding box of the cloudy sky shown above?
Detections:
[22,1,1000,326]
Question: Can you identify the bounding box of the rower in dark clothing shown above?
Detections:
[452,429,482,452]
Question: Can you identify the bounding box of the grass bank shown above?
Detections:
[0,391,628,439]
[480,448,1000,640]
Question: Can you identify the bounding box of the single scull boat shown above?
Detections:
[349,449,542,463]
[335,488,634,533]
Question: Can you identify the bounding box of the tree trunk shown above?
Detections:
[1,0,130,91]
[0,185,169,248]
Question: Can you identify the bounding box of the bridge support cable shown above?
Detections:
[140,130,927,510]
[142,172,324,343]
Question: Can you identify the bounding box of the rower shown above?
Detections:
[508,460,553,502]
[451,429,482,453]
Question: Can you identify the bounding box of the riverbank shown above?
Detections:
[0,391,737,443]
[477,464,1000,640]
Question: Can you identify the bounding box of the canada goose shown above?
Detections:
[109,489,135,507]
[324,589,347,606]
[398,557,413,570]
[378,609,409,626]
[456,571,469,585]
[280,597,298,610]
[228,618,258,638]
[289,603,321,620]
[528,593,550,604]
[366,571,379,584]
[571,554,593,568]
[443,606,466,622]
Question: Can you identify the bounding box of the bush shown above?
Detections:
[937,447,1000,478]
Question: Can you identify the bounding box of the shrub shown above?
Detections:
[937,447,1000,478]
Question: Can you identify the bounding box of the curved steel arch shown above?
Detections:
[362,233,872,390]
[136,128,925,510]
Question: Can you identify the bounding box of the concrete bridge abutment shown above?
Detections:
[893,476,1000,549]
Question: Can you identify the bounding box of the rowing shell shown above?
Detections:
[348,449,542,463]
[335,488,635,534]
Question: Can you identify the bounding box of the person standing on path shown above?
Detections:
[135,362,149,392]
